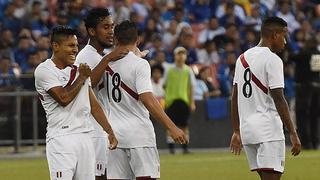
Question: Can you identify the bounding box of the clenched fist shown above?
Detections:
[78,63,91,79]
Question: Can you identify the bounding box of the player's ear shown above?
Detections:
[88,27,95,37]
[51,42,59,51]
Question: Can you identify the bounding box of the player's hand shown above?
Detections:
[190,101,196,112]
[104,47,129,62]
[169,127,189,145]
[230,132,242,155]
[108,133,118,150]
[133,47,149,58]
[290,132,301,156]
[78,63,91,79]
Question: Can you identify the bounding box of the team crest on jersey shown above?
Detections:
[58,76,68,82]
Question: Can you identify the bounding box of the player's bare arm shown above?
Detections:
[188,79,196,112]
[47,63,91,107]
[270,88,301,156]
[139,92,189,144]
[90,47,129,87]
[89,87,118,150]
[230,84,242,155]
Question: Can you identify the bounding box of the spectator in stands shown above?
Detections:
[0,56,19,91]
[131,0,149,25]
[291,38,320,150]
[1,2,22,35]
[164,47,196,154]
[188,0,211,23]
[176,27,198,65]
[194,73,209,101]
[213,23,241,50]
[110,0,130,24]
[216,0,246,22]
[144,18,160,43]
[163,19,179,52]
[13,0,27,19]
[197,16,225,46]
[218,2,243,27]
[275,1,300,33]
[244,3,263,32]
[198,66,221,98]
[13,36,35,70]
[0,28,15,57]
[149,50,172,72]
[151,64,165,107]
[241,29,258,52]
[197,40,220,65]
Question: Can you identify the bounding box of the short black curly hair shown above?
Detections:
[114,20,138,45]
[50,25,78,43]
[84,8,111,30]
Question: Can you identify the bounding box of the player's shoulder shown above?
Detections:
[34,59,52,75]
[76,45,101,60]
[126,51,149,66]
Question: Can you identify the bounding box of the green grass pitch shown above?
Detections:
[0,150,319,180]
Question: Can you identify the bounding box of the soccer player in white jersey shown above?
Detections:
[103,21,188,180]
[230,17,301,180]
[34,26,118,180]
[75,8,128,180]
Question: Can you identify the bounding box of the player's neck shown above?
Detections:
[257,39,271,49]
[89,39,104,55]
[52,55,67,69]
[117,44,136,52]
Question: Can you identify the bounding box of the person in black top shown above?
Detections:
[291,38,320,149]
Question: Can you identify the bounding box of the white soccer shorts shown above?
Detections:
[243,140,285,173]
[106,147,160,179]
[91,136,109,176]
[46,133,95,180]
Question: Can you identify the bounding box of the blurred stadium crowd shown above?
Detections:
[0,0,317,99]
[0,0,319,98]
[1,0,320,150]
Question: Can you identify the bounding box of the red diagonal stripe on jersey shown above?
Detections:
[38,93,44,101]
[240,54,268,94]
[106,65,139,101]
[65,65,78,87]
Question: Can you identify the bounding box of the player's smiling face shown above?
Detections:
[56,35,78,66]
[95,16,114,48]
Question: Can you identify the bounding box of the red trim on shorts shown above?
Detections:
[106,65,139,101]
[252,168,282,173]
[240,54,268,94]
[136,176,156,180]
[65,65,78,87]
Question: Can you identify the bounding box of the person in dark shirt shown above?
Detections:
[291,38,320,149]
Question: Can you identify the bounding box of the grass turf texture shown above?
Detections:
[0,150,319,180]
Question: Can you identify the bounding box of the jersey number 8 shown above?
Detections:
[106,72,122,103]
[242,68,252,98]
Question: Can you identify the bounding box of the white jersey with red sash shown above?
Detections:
[233,47,285,144]
[34,59,93,141]
[103,52,156,148]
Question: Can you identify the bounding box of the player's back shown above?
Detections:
[105,52,156,148]
[34,59,93,141]
[234,47,285,144]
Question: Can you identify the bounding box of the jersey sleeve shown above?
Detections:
[135,60,153,94]
[266,55,284,89]
[75,51,101,70]
[35,66,62,91]
[233,57,241,85]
